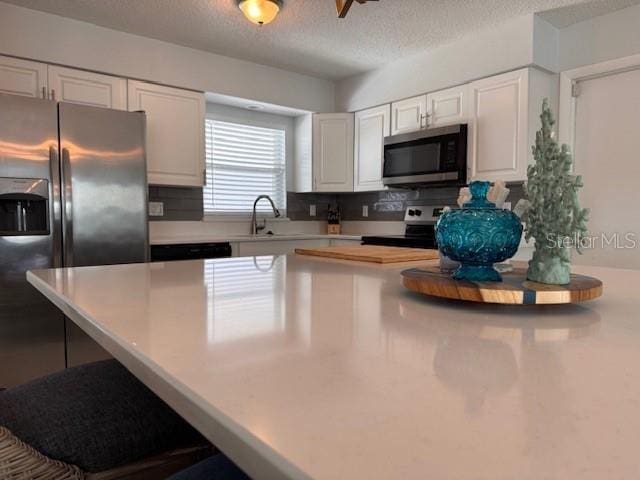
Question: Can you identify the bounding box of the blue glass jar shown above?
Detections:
[436,181,523,282]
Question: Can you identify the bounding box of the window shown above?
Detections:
[204,119,286,216]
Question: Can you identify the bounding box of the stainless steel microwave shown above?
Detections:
[383,124,467,187]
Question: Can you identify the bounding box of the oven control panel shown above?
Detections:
[403,205,452,224]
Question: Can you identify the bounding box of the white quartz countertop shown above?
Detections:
[150,233,362,245]
[27,256,640,480]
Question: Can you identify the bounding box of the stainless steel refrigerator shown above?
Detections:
[0,94,148,388]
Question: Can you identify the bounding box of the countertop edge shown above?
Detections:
[25,269,313,480]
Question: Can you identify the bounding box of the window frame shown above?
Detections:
[203,114,289,221]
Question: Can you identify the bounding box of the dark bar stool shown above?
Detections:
[0,360,213,479]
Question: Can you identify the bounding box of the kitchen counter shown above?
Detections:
[150,233,362,245]
[27,256,639,480]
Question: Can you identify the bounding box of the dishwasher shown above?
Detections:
[150,242,232,262]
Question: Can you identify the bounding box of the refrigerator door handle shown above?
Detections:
[50,145,63,268]
[61,147,74,267]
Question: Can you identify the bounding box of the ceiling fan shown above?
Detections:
[336,0,379,18]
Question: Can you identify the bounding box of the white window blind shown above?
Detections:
[204,119,286,215]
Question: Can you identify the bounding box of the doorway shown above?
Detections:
[562,62,640,269]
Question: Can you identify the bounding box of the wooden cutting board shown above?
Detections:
[295,245,440,263]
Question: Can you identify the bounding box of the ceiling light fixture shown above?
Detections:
[238,0,282,26]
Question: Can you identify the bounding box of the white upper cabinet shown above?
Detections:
[467,68,556,183]
[468,69,529,183]
[48,66,127,110]
[426,84,469,128]
[354,104,390,192]
[0,55,47,98]
[391,95,427,135]
[313,113,354,192]
[128,80,205,187]
[294,114,313,193]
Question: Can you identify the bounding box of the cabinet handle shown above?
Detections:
[50,89,56,101]
[42,86,47,99]
[420,114,426,129]
[203,169,207,186]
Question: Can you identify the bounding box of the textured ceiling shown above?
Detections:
[4,0,640,80]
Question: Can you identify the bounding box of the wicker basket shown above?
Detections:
[0,426,84,480]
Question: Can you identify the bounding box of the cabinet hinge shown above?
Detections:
[571,82,581,98]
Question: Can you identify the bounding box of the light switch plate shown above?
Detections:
[362,205,369,217]
[149,201,164,217]
[310,204,316,217]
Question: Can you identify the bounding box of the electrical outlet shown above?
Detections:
[149,201,164,217]
[309,204,316,217]
[362,205,369,217]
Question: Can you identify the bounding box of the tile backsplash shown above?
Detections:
[337,183,525,221]
[148,186,204,221]
[148,184,525,222]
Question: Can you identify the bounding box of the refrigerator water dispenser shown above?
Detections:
[0,177,49,235]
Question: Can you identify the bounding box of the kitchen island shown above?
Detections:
[27,255,639,480]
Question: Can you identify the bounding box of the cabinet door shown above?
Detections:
[0,55,47,98]
[426,84,469,128]
[354,105,390,192]
[313,113,354,192]
[329,239,363,246]
[238,239,329,257]
[48,66,126,109]
[391,95,427,135]
[468,69,529,182]
[128,80,205,187]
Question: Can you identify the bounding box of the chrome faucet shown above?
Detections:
[251,195,281,235]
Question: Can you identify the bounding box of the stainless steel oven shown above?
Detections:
[383,124,467,187]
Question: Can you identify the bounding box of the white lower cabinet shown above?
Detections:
[467,68,556,183]
[234,239,330,257]
[354,105,390,192]
[0,55,47,98]
[329,239,362,246]
[128,80,205,187]
[48,65,127,109]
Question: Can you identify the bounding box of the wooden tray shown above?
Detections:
[402,266,603,305]
[295,245,439,263]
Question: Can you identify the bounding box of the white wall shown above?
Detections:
[559,3,640,71]
[0,1,335,113]
[336,14,538,112]
[205,103,296,191]
[532,16,559,73]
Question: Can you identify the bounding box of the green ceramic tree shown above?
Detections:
[524,99,589,285]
